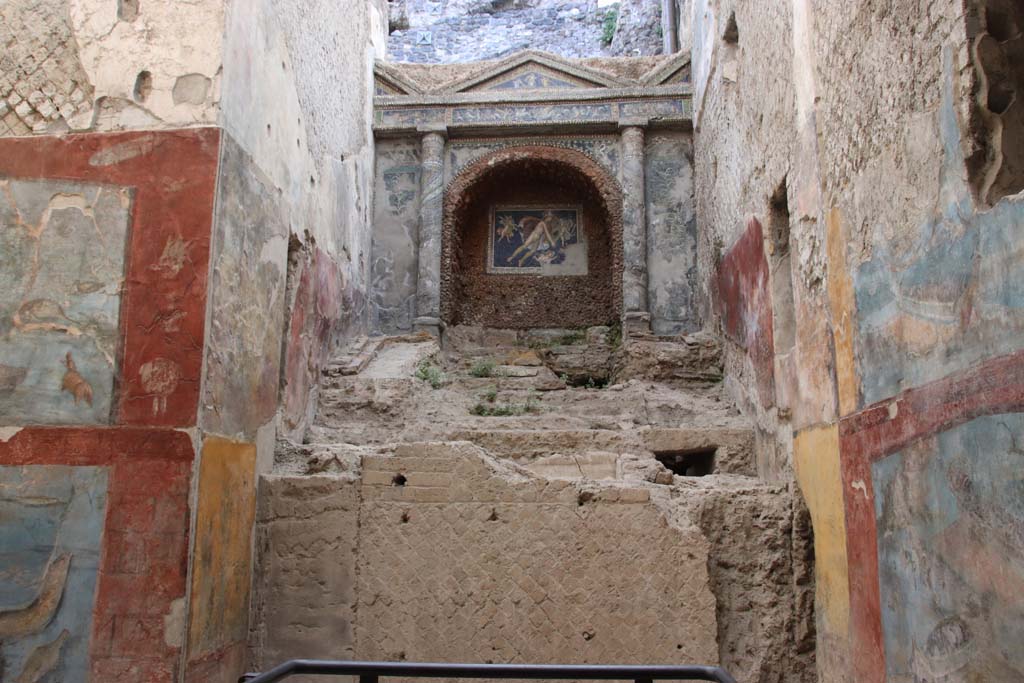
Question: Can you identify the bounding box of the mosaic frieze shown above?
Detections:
[619,99,688,118]
[376,99,691,132]
[488,71,584,91]
[0,179,131,425]
[487,206,587,275]
[451,102,614,125]
[447,136,620,182]
[0,465,109,682]
[377,107,446,128]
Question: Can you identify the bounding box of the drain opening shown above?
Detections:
[655,448,717,477]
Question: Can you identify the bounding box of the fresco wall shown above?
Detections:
[698,0,1024,681]
[0,129,219,682]
[0,2,386,682]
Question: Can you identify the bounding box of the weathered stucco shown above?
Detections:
[694,0,1024,681]
[1,0,223,135]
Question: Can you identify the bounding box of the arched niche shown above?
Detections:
[440,146,623,329]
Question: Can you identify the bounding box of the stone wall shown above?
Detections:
[250,443,813,683]
[387,0,664,64]
[694,0,1024,682]
[249,443,721,672]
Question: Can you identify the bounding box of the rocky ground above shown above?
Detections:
[387,0,664,63]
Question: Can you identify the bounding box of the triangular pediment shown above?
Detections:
[641,53,692,87]
[448,51,624,93]
[374,63,424,96]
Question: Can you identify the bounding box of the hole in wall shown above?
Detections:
[133,71,152,103]
[118,0,139,21]
[988,81,1016,114]
[565,374,610,389]
[655,448,717,477]
[966,0,1024,205]
[487,509,499,522]
[392,473,407,486]
[986,6,1021,42]
[722,12,739,44]
[768,179,796,355]
[400,510,410,523]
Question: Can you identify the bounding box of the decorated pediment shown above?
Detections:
[374,64,423,96]
[641,53,692,87]
[448,51,624,93]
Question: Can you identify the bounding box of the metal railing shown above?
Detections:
[239,660,738,683]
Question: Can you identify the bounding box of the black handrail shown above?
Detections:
[239,659,738,683]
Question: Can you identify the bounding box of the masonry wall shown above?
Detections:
[694,1,1024,681]
[249,443,721,673]
[0,2,386,682]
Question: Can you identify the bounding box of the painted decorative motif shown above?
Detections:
[0,465,108,682]
[873,413,1024,682]
[619,99,688,118]
[452,103,614,125]
[487,206,585,275]
[488,71,583,91]
[377,108,446,127]
[0,179,131,425]
[447,136,620,182]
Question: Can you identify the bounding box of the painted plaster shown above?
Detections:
[279,246,354,443]
[187,437,258,666]
[792,426,850,640]
[68,0,223,130]
[0,465,108,682]
[0,129,221,428]
[0,179,130,425]
[873,413,1024,682]
[840,349,1024,683]
[0,427,195,681]
[715,217,775,404]
[853,51,1024,407]
[201,134,288,440]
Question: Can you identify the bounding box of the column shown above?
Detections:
[662,0,679,54]
[620,121,650,333]
[415,126,446,335]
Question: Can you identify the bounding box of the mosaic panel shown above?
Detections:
[487,206,586,275]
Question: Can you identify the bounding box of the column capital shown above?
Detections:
[618,117,650,131]
[416,123,448,138]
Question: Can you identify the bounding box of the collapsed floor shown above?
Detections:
[248,328,816,683]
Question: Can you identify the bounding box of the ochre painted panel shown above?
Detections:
[187,437,258,663]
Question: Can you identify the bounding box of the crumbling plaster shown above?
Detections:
[1,0,224,136]
[218,0,388,447]
[70,0,223,128]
